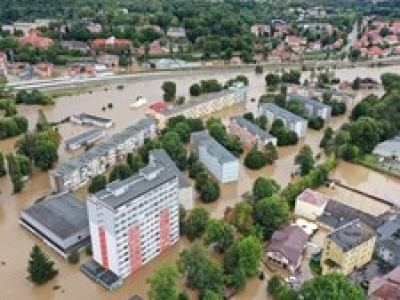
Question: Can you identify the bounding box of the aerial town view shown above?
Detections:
[2,0,400,299]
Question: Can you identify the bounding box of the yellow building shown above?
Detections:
[321,219,376,275]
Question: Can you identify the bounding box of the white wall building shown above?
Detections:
[260,103,308,138]
[87,163,180,279]
[287,93,332,120]
[50,118,157,192]
[294,189,329,221]
[191,131,239,183]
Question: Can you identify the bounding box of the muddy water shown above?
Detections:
[0,65,398,300]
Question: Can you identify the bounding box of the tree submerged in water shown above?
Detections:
[27,245,58,285]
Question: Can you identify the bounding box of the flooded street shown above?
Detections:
[0,65,399,300]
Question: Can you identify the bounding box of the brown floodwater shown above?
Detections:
[0,65,398,300]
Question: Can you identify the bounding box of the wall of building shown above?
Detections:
[294,201,325,221]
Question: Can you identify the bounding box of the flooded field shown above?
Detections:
[0,65,399,300]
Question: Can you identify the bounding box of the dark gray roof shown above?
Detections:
[94,166,178,209]
[128,295,143,300]
[287,93,331,110]
[230,116,276,142]
[149,149,191,188]
[328,219,376,252]
[160,90,234,117]
[191,131,237,164]
[262,103,307,123]
[377,215,400,252]
[72,113,112,124]
[21,193,88,239]
[65,129,104,148]
[53,117,156,176]
[317,199,389,230]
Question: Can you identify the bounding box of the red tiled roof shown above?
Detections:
[297,189,329,207]
[18,30,53,49]
[369,266,400,300]
[148,101,169,113]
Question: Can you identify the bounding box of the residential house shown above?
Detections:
[60,40,89,53]
[167,27,186,39]
[96,54,120,68]
[260,103,308,138]
[321,219,376,275]
[17,29,54,49]
[50,118,157,192]
[20,192,90,258]
[368,266,400,300]
[87,23,102,34]
[151,83,247,129]
[70,113,114,128]
[191,131,239,183]
[294,189,329,221]
[228,116,277,151]
[285,35,307,52]
[35,63,53,78]
[2,19,56,36]
[376,214,400,267]
[265,224,309,272]
[251,24,270,37]
[287,93,332,120]
[91,36,131,52]
[373,137,400,162]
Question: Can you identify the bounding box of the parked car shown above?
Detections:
[130,96,147,109]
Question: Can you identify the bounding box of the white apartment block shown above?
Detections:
[87,163,180,279]
[191,131,239,183]
[50,118,157,192]
[152,83,247,129]
[260,103,308,139]
[287,93,332,120]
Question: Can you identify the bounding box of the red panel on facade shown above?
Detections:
[129,225,142,273]
[98,226,109,269]
[159,207,170,252]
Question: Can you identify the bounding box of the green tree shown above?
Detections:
[0,152,6,177]
[27,245,58,285]
[308,116,324,130]
[148,264,180,300]
[299,273,366,300]
[189,83,202,96]
[201,290,221,300]
[185,207,209,241]
[255,65,263,74]
[286,100,308,118]
[109,164,133,182]
[178,243,224,296]
[162,81,176,102]
[265,73,280,88]
[173,122,191,143]
[232,201,253,234]
[295,145,315,176]
[244,147,267,170]
[67,250,80,264]
[199,179,220,203]
[204,219,235,252]
[88,174,107,193]
[224,236,262,278]
[252,177,280,202]
[265,142,278,164]
[253,195,289,239]
[320,127,334,148]
[126,153,144,174]
[348,117,382,154]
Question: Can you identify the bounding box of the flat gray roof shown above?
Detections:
[328,219,376,252]
[21,193,88,240]
[287,93,331,110]
[160,90,234,117]
[191,131,237,164]
[262,103,307,123]
[72,113,112,124]
[231,116,276,142]
[53,117,156,176]
[65,129,104,147]
[94,166,177,209]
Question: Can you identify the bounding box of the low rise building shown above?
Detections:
[151,83,247,129]
[260,103,308,138]
[65,129,106,151]
[265,224,309,272]
[17,29,54,49]
[87,160,180,279]
[321,219,376,275]
[191,131,239,183]
[70,113,114,128]
[373,137,400,162]
[228,116,277,151]
[20,192,89,258]
[368,266,400,299]
[294,189,329,221]
[250,24,271,37]
[167,27,186,39]
[376,215,400,267]
[287,93,332,120]
[60,40,89,53]
[50,118,157,192]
